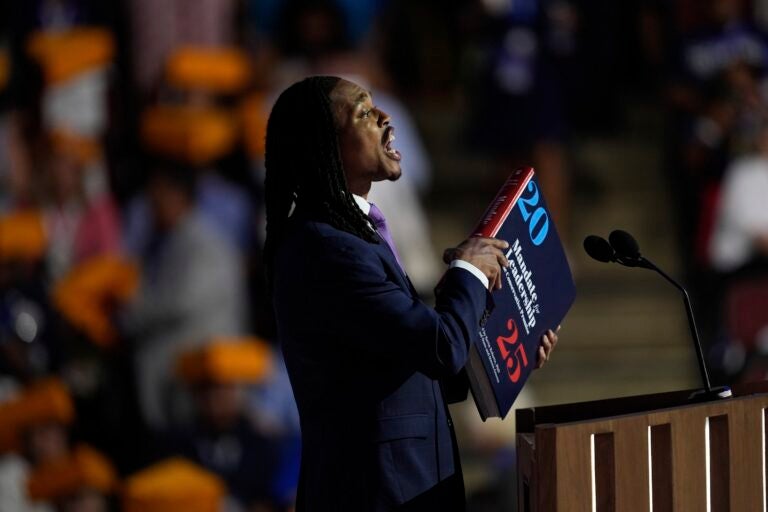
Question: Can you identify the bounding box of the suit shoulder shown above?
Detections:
[275,219,381,288]
[285,218,375,254]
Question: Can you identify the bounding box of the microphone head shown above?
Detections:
[609,230,641,259]
[583,235,615,263]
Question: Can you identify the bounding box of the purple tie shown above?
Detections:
[368,203,405,272]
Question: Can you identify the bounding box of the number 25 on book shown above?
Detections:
[496,318,529,383]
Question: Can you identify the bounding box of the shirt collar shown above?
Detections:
[352,194,371,215]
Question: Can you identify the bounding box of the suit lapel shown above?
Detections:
[372,238,417,297]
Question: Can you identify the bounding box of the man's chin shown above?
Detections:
[372,165,402,183]
[387,169,402,181]
[385,163,402,181]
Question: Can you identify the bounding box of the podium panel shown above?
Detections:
[517,383,768,511]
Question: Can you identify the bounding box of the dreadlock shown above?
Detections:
[264,76,379,283]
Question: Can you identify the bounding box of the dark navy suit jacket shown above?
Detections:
[273,214,490,511]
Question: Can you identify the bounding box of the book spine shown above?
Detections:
[472,167,534,238]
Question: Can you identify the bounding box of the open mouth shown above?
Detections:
[382,126,401,161]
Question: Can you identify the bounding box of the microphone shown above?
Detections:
[608,229,640,259]
[583,230,732,401]
[583,235,615,263]
[606,230,655,269]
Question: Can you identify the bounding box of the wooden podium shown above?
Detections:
[516,381,768,511]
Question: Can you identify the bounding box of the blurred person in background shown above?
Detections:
[0,379,75,512]
[16,23,123,280]
[25,444,117,512]
[127,0,238,99]
[666,0,768,263]
[126,49,257,258]
[266,0,385,85]
[40,133,122,281]
[244,348,302,487]
[123,154,256,259]
[45,253,140,475]
[171,339,299,511]
[120,0,246,216]
[246,0,389,89]
[120,159,247,431]
[667,0,767,112]
[708,118,768,381]
[0,209,60,384]
[710,117,768,277]
[246,0,385,50]
[662,0,768,359]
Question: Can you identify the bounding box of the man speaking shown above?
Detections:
[265,76,557,511]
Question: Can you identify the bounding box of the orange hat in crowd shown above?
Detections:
[165,46,251,95]
[122,458,226,512]
[26,27,114,85]
[27,444,117,502]
[0,210,47,263]
[177,337,273,385]
[0,378,74,453]
[52,255,139,347]
[141,105,238,166]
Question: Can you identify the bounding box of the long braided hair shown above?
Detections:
[264,76,378,283]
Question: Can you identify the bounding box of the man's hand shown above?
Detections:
[536,326,560,369]
[443,237,510,290]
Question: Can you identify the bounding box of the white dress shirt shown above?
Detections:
[352,194,489,289]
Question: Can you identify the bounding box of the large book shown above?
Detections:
[466,167,576,420]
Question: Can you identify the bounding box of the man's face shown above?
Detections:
[196,382,243,431]
[330,79,401,196]
[26,422,68,464]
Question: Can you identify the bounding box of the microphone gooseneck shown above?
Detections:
[583,229,732,401]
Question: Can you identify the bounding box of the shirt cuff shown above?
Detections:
[449,259,489,289]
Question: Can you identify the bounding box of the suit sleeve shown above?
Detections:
[312,233,490,379]
[441,369,470,404]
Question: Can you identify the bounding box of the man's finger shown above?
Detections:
[537,346,546,368]
[482,238,510,250]
[471,237,510,250]
[493,248,510,269]
[490,267,501,290]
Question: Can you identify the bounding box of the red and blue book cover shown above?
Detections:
[466,167,576,420]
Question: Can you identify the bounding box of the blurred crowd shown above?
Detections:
[0,0,768,511]
[0,1,451,510]
[658,0,768,384]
